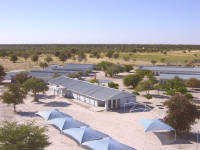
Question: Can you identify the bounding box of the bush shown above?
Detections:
[144,94,152,99]
[108,82,119,89]
[124,64,133,72]
[132,91,140,95]
[164,94,200,132]
[185,78,200,89]
[0,65,6,83]
[10,55,18,63]
[89,78,99,84]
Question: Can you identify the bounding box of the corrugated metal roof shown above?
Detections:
[140,66,200,73]
[159,73,200,80]
[4,70,26,80]
[63,64,95,70]
[49,76,134,101]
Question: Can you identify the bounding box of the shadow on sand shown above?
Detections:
[154,131,200,145]
[152,94,169,99]
[44,101,71,107]
[17,111,37,117]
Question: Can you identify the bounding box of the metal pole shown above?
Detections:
[175,130,176,141]
[197,130,199,150]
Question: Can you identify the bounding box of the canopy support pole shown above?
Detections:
[174,130,176,141]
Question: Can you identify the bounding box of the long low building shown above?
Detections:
[138,66,200,75]
[48,76,136,111]
[159,73,200,84]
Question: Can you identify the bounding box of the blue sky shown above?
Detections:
[0,0,199,44]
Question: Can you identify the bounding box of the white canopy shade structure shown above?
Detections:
[82,137,136,150]
[48,117,88,131]
[62,126,108,144]
[36,109,72,120]
[139,119,176,141]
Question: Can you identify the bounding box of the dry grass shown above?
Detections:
[1,50,200,71]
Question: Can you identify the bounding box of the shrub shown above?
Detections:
[108,82,119,89]
[89,78,99,83]
[124,64,133,72]
[10,55,18,63]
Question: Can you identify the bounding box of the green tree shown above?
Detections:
[185,78,200,89]
[39,62,48,69]
[112,53,119,59]
[162,77,188,96]
[77,52,87,62]
[22,53,29,61]
[10,55,18,63]
[164,94,200,132]
[0,65,6,84]
[106,50,114,58]
[23,77,49,102]
[58,53,67,63]
[136,80,155,95]
[108,82,119,89]
[160,58,166,63]
[45,56,53,64]
[1,84,27,112]
[13,72,29,85]
[31,55,39,63]
[151,60,157,66]
[123,74,141,89]
[123,64,133,72]
[0,122,51,150]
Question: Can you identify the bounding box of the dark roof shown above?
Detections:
[49,76,134,101]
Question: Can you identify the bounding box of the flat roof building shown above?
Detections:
[139,66,200,75]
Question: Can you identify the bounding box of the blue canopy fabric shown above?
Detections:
[49,117,88,131]
[139,119,174,132]
[62,126,108,144]
[82,137,136,150]
[36,109,71,120]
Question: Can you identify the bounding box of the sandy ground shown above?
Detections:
[0,71,200,150]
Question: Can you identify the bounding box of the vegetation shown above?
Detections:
[23,77,49,102]
[89,78,99,84]
[0,122,51,150]
[67,72,82,79]
[123,74,141,89]
[164,94,200,132]
[108,82,119,89]
[161,77,191,97]
[52,73,61,78]
[31,54,39,63]
[1,83,27,112]
[123,64,133,72]
[45,56,53,64]
[185,78,200,89]
[39,62,48,69]
[96,61,124,77]
[0,65,6,83]
[13,72,29,85]
[10,55,18,63]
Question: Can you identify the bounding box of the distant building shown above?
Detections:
[138,66,200,76]
[48,76,136,111]
[4,70,26,82]
[159,73,200,84]
[29,63,96,81]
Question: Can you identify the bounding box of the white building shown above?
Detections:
[48,76,136,111]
